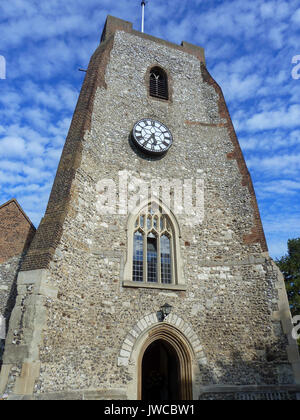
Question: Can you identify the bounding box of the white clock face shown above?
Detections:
[132,118,173,155]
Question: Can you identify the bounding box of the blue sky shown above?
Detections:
[0,0,299,259]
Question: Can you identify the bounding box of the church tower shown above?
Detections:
[1,16,299,400]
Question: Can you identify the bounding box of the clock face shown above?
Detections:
[132,118,173,155]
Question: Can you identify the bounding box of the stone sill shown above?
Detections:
[122,280,187,291]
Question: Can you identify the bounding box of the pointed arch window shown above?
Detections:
[132,204,176,285]
[160,234,171,284]
[147,232,157,283]
[149,67,169,100]
[124,201,185,290]
[133,230,144,282]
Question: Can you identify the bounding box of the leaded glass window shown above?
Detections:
[132,204,174,284]
[161,234,171,284]
[133,230,144,282]
[147,233,157,282]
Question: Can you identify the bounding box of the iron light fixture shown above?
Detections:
[157,303,172,322]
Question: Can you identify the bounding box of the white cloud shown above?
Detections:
[0,136,26,157]
[246,153,300,176]
[240,104,300,132]
[221,73,262,101]
[256,179,300,196]
[0,170,25,185]
[21,82,78,111]
[263,212,300,258]
[267,238,288,259]
[239,129,300,152]
[264,214,300,235]
[268,24,288,49]
[0,0,300,244]
[291,8,300,24]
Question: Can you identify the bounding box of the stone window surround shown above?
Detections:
[123,199,185,291]
[133,205,174,284]
[149,66,169,101]
[118,312,205,400]
[144,64,173,104]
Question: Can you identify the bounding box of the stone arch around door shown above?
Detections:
[118,312,207,400]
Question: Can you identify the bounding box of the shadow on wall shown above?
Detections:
[197,346,298,400]
[0,224,36,367]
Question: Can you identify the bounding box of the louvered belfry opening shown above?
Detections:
[149,67,168,100]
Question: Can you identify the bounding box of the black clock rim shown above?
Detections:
[132,118,173,155]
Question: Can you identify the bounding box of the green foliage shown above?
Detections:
[276,238,300,317]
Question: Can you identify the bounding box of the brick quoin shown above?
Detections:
[200,63,268,252]
[20,36,115,272]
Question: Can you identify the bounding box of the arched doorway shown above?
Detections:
[142,339,180,400]
[137,324,193,400]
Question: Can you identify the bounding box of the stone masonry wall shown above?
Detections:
[34,30,293,394]
[0,255,22,362]
[1,23,298,399]
[0,200,35,365]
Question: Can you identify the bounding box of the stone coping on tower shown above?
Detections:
[100,15,206,64]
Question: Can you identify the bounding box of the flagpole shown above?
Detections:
[141,1,146,33]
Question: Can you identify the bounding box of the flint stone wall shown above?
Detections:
[1,27,298,398]
[0,255,22,362]
[0,200,35,365]
[36,30,292,393]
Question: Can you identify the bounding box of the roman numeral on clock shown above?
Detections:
[133,119,173,155]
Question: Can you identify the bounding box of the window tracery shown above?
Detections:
[133,204,174,284]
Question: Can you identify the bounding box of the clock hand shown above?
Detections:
[149,134,156,144]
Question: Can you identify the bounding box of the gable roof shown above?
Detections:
[0,198,35,228]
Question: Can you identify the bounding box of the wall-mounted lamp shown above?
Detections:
[157,303,172,322]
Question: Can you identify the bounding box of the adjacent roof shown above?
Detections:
[0,198,36,264]
[0,198,35,227]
